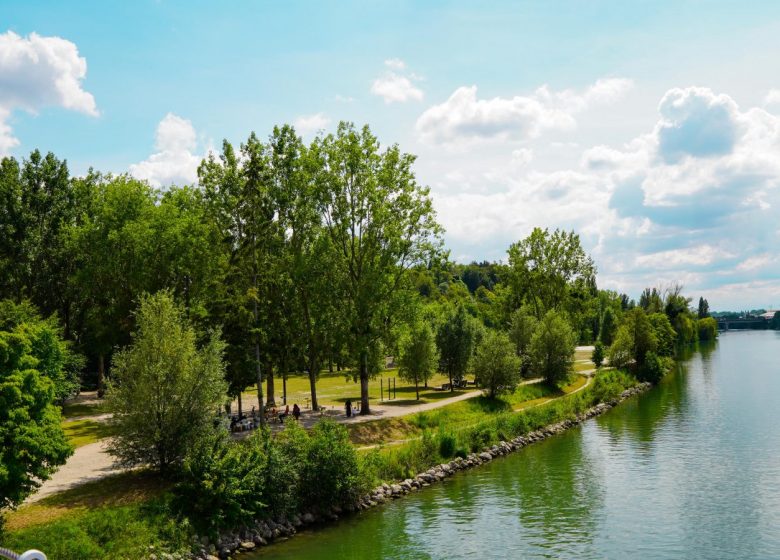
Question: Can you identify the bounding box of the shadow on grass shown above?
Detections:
[62,419,116,448]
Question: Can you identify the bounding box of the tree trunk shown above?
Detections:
[359,350,370,415]
[415,380,420,401]
[97,354,106,398]
[449,369,454,393]
[308,354,319,411]
[266,363,276,407]
[329,358,333,373]
[237,392,243,418]
[283,371,287,405]
[253,270,265,424]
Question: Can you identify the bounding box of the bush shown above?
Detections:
[297,420,360,513]
[175,430,265,533]
[637,351,665,383]
[697,317,718,341]
[437,431,457,459]
[466,424,496,452]
[592,341,604,368]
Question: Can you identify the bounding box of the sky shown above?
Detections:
[2,0,780,311]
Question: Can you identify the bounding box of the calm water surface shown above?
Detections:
[252,331,780,559]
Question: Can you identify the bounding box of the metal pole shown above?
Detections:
[380,378,384,402]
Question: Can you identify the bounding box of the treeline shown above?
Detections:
[0,122,720,419]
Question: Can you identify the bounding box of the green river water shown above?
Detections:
[250,331,780,559]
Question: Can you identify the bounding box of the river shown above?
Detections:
[251,331,780,559]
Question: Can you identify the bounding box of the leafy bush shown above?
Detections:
[437,430,457,458]
[175,430,265,533]
[637,351,665,383]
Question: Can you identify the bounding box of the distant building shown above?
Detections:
[760,310,778,321]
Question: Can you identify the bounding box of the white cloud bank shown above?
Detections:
[294,112,331,136]
[371,59,424,103]
[129,113,202,187]
[416,78,632,145]
[0,31,98,154]
[426,84,780,308]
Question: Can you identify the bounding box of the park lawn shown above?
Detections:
[5,471,169,532]
[574,360,595,372]
[61,400,109,420]
[236,369,471,411]
[349,377,584,446]
[62,418,116,448]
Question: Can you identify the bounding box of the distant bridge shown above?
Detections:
[716,317,768,330]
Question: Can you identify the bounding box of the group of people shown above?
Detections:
[269,403,301,423]
[344,399,359,418]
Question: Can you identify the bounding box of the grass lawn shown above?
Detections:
[62,418,115,448]
[61,399,110,420]
[3,472,187,560]
[348,376,585,446]
[236,369,473,411]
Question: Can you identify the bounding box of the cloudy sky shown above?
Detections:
[3,1,780,310]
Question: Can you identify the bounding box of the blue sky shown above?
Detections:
[2,0,780,310]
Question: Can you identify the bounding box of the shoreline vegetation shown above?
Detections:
[1,123,727,559]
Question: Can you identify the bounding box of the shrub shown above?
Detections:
[637,351,665,383]
[697,317,718,341]
[466,424,496,452]
[175,430,265,533]
[297,420,360,513]
[592,341,604,368]
[437,431,457,459]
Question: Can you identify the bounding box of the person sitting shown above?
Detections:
[292,403,301,421]
[278,405,290,423]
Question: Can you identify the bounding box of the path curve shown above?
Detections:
[25,440,126,504]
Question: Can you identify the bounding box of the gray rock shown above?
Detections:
[240,541,256,551]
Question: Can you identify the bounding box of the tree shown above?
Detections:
[529,310,576,386]
[508,307,537,376]
[437,305,478,392]
[316,123,441,413]
[772,311,780,330]
[592,341,605,368]
[648,312,676,356]
[0,301,72,509]
[506,228,595,319]
[599,306,618,346]
[639,288,664,314]
[106,291,227,474]
[473,331,521,398]
[697,317,718,340]
[697,297,710,319]
[397,321,438,400]
[608,307,658,369]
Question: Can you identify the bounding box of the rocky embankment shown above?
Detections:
[185,382,650,560]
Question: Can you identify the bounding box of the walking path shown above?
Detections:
[27,377,561,502]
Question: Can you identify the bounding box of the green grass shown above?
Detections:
[238,369,474,410]
[3,472,186,560]
[348,378,581,446]
[61,400,109,420]
[62,418,115,448]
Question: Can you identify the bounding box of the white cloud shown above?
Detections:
[764,89,780,107]
[384,58,406,70]
[334,94,355,103]
[0,31,98,155]
[129,113,201,187]
[294,112,331,136]
[422,84,780,308]
[511,148,533,167]
[370,58,424,103]
[416,78,633,146]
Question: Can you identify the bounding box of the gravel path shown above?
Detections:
[25,440,126,504]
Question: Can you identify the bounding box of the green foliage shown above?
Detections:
[637,351,667,383]
[508,307,537,376]
[106,291,227,473]
[473,330,522,398]
[697,297,710,319]
[398,321,439,399]
[599,306,618,346]
[529,310,576,385]
[697,317,718,341]
[437,430,457,458]
[297,420,360,512]
[506,228,596,319]
[3,497,192,560]
[176,430,265,533]
[590,368,635,402]
[648,312,676,356]
[591,341,604,368]
[609,307,658,369]
[437,305,479,387]
[0,302,73,509]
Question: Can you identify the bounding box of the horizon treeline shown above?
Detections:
[0,121,722,413]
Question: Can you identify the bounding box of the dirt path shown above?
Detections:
[25,440,126,504]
